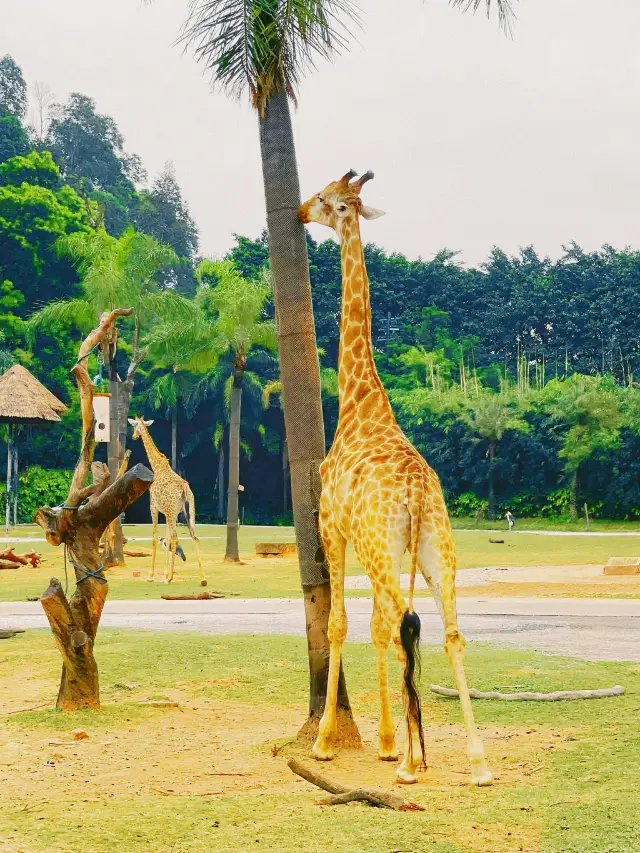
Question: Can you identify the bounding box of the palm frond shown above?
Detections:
[26,299,96,346]
[181,0,360,109]
[263,378,282,407]
[144,372,179,412]
[0,349,15,375]
[450,0,516,34]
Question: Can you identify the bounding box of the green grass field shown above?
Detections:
[2,523,640,601]
[1,630,638,853]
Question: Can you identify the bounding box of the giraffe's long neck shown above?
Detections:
[139,426,168,472]
[337,215,394,423]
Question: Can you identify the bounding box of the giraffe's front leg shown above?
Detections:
[312,601,347,761]
[371,601,398,761]
[312,519,347,762]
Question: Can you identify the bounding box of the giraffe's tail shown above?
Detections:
[408,500,422,613]
[400,609,426,770]
[181,490,198,541]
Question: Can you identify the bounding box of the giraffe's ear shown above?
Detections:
[127,418,136,426]
[360,205,386,220]
[143,419,154,427]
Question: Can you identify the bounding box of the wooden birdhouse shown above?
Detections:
[93,393,111,443]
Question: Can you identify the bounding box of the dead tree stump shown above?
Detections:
[33,308,153,712]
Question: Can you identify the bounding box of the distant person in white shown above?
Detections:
[505,510,515,531]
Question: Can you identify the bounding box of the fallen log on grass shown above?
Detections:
[0,548,42,567]
[0,560,21,570]
[0,628,26,639]
[161,593,225,600]
[287,758,425,812]
[430,684,625,701]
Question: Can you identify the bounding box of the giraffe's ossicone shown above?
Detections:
[298,170,492,786]
[128,417,206,587]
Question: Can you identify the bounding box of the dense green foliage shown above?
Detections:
[0,465,73,523]
[2,53,640,524]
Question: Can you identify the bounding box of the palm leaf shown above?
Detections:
[25,299,96,345]
[450,0,516,33]
[181,0,360,108]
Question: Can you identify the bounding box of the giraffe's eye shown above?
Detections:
[317,196,324,203]
[336,203,348,213]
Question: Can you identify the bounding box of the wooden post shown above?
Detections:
[5,423,13,533]
[33,308,152,712]
[12,429,18,526]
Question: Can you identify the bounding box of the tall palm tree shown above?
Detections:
[458,386,529,520]
[171,0,514,733]
[541,375,624,521]
[144,370,187,471]
[149,259,277,560]
[26,228,195,562]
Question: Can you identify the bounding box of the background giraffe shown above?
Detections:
[298,170,492,786]
[128,417,206,586]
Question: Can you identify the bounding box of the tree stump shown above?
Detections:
[33,308,153,712]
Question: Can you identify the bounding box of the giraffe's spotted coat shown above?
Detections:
[128,417,206,587]
[298,171,493,786]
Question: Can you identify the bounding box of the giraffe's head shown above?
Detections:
[128,416,154,440]
[298,170,385,235]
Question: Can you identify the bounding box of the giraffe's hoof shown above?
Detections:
[200,579,208,587]
[378,750,399,762]
[312,740,334,761]
[471,768,493,787]
[146,577,154,583]
[395,768,418,784]
[378,741,399,761]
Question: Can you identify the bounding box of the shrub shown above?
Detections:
[449,492,488,518]
[0,466,73,524]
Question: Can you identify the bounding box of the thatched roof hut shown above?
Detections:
[0,364,67,424]
[0,364,67,531]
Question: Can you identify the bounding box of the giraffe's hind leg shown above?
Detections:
[422,531,492,786]
[312,516,347,762]
[148,500,159,582]
[371,597,398,761]
[185,489,206,586]
[163,520,174,583]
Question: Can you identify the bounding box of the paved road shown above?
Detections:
[2,597,639,662]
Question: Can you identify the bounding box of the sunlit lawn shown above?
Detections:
[2,523,640,601]
[0,629,638,853]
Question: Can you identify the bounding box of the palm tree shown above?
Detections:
[26,228,195,562]
[457,386,529,520]
[541,375,624,521]
[144,370,186,471]
[149,259,277,560]
[170,0,514,733]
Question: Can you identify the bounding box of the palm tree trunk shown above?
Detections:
[103,341,125,567]
[259,90,357,741]
[282,436,289,515]
[217,442,225,521]
[488,441,497,520]
[570,468,579,521]
[225,363,243,562]
[171,407,177,472]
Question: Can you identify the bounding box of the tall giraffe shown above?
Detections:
[298,171,492,786]
[128,417,206,586]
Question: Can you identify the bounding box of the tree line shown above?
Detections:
[2,53,640,525]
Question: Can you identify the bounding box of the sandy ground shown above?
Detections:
[345,563,640,598]
[0,686,576,807]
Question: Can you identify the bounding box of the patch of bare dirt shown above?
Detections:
[458,581,640,598]
[0,693,578,807]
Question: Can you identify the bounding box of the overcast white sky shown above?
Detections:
[2,0,640,264]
